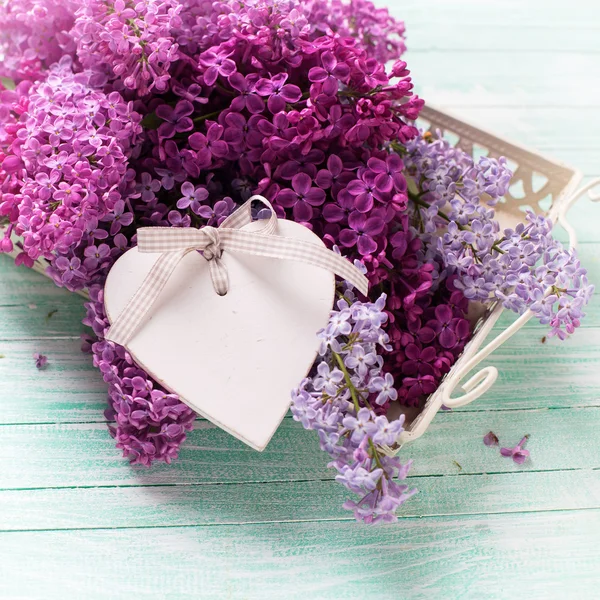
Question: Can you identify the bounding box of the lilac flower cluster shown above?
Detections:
[308,0,407,64]
[291,291,416,523]
[0,58,143,289]
[0,0,457,467]
[83,284,196,465]
[0,0,77,81]
[73,0,182,96]
[0,0,590,488]
[405,133,594,339]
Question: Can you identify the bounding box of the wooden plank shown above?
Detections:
[1,323,599,425]
[0,509,599,598]
[409,52,600,108]
[0,256,76,305]
[0,301,87,340]
[0,326,597,424]
[0,407,598,489]
[461,325,600,411]
[0,339,107,424]
[397,0,600,52]
[0,323,597,425]
[0,469,598,531]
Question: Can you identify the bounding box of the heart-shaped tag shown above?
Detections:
[104,219,335,451]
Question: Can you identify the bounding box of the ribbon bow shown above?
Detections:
[106,195,369,346]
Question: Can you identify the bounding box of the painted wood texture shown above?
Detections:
[1,1,599,598]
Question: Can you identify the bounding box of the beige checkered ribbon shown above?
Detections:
[106,195,369,346]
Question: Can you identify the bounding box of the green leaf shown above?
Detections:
[141,111,162,130]
[0,77,16,91]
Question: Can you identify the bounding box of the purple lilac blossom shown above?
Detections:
[0,58,143,290]
[33,352,48,369]
[83,284,197,465]
[404,132,594,339]
[483,431,500,446]
[291,292,416,524]
[0,0,587,483]
[0,0,77,82]
[500,435,530,465]
[72,0,182,96]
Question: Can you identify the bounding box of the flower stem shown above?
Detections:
[409,191,506,255]
[193,109,223,123]
[333,352,361,412]
[369,438,385,470]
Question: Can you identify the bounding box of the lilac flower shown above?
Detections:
[341,408,377,444]
[108,200,134,236]
[155,166,185,191]
[0,0,76,81]
[339,212,385,256]
[402,343,437,377]
[255,73,302,114]
[317,324,343,356]
[189,123,229,166]
[83,244,111,270]
[52,256,85,286]
[344,345,377,378]
[315,155,350,193]
[308,51,350,95]
[73,0,181,95]
[500,435,530,464]
[367,154,405,193]
[372,415,404,445]
[328,307,352,337]
[345,169,384,213]
[335,462,383,494]
[228,73,265,114]
[370,373,398,405]
[222,113,262,152]
[276,173,326,222]
[292,294,415,523]
[137,173,161,203]
[156,101,195,140]
[199,47,237,86]
[483,431,499,446]
[33,353,48,370]
[313,363,344,396]
[406,131,593,337]
[176,182,209,214]
[83,285,196,466]
[0,59,142,291]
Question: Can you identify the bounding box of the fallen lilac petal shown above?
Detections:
[483,431,499,446]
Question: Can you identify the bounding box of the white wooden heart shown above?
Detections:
[104,218,335,451]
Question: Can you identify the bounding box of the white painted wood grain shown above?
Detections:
[1,510,599,599]
[0,470,598,531]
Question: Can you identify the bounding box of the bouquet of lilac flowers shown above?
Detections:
[0,0,592,523]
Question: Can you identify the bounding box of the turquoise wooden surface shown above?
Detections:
[1,1,600,597]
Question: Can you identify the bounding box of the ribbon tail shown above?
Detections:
[223,231,369,296]
[106,249,191,346]
[208,257,229,296]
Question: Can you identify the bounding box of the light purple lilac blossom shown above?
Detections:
[33,352,48,369]
[405,132,594,339]
[500,435,530,465]
[292,288,416,524]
